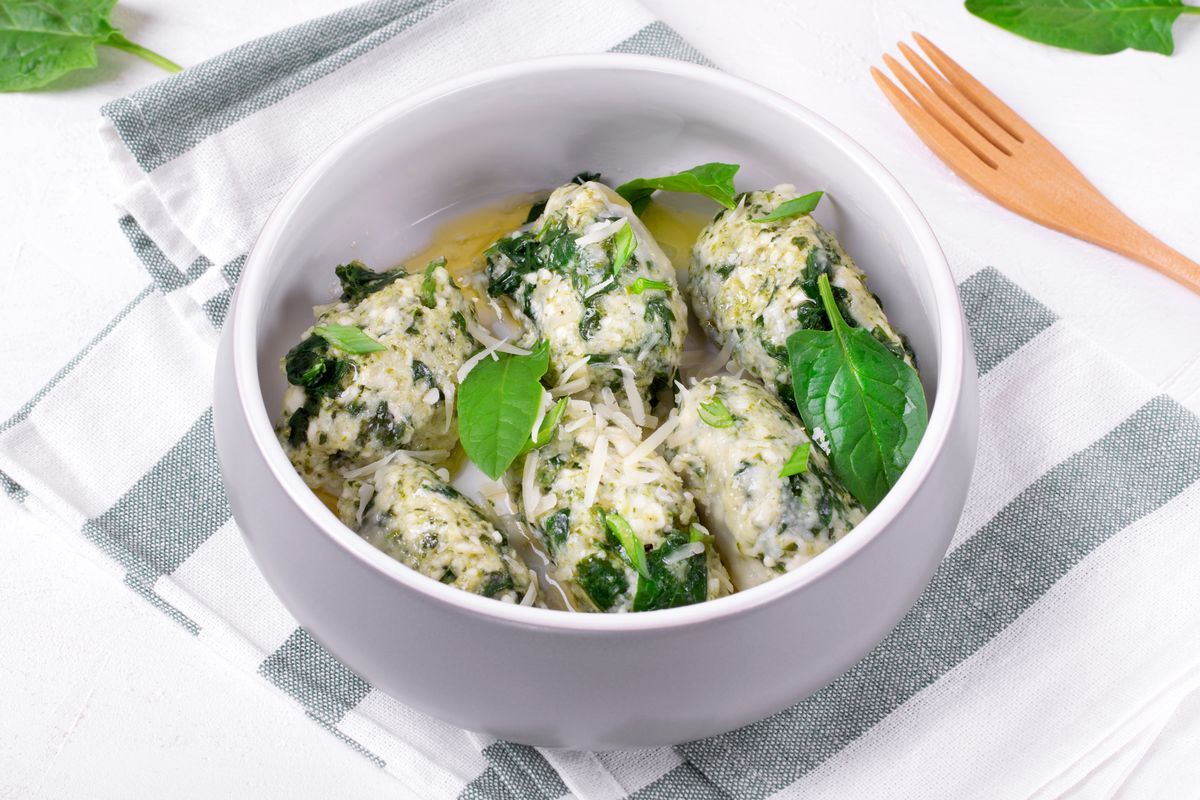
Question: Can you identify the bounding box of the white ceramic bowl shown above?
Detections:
[213,55,978,749]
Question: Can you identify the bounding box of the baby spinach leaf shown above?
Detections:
[420,257,447,308]
[0,0,181,92]
[457,340,550,479]
[542,508,570,552]
[628,277,671,294]
[779,441,811,478]
[616,163,740,215]
[604,511,650,579]
[313,324,386,354]
[576,554,628,611]
[752,191,824,223]
[335,260,408,303]
[697,396,735,428]
[609,221,636,275]
[632,531,708,612]
[965,0,1200,56]
[787,274,927,510]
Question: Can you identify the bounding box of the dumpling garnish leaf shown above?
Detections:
[313,324,387,354]
[628,277,670,294]
[604,511,650,579]
[779,441,811,478]
[616,162,740,214]
[786,274,927,509]
[609,221,637,275]
[457,340,550,479]
[751,190,824,223]
[632,532,709,612]
[697,396,734,428]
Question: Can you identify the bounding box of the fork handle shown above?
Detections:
[1084,205,1200,294]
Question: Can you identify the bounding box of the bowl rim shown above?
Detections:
[229,53,964,633]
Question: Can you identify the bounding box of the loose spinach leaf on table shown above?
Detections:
[787,274,927,509]
[616,162,740,215]
[966,0,1200,55]
[457,340,550,480]
[0,0,181,92]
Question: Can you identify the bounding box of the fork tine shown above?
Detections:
[912,32,1028,142]
[896,42,1014,155]
[870,67,1000,190]
[882,53,1000,168]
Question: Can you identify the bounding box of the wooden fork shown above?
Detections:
[872,33,1200,294]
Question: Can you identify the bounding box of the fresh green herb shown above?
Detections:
[451,311,467,332]
[0,0,181,92]
[411,359,435,387]
[543,508,570,552]
[688,524,710,543]
[604,512,650,579]
[283,335,352,394]
[456,340,550,479]
[524,199,548,224]
[420,257,446,308]
[966,0,1200,55]
[697,396,734,428]
[609,221,637,275]
[440,569,457,584]
[787,274,927,509]
[632,531,708,612]
[752,191,824,223]
[358,402,408,449]
[313,324,386,354]
[527,397,568,451]
[576,554,628,611]
[643,297,675,338]
[480,571,515,599]
[779,441,811,478]
[335,261,408,303]
[616,162,740,215]
[628,277,671,294]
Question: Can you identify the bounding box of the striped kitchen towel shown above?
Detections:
[2,0,1199,797]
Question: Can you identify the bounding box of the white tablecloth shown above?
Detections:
[2,1,1199,795]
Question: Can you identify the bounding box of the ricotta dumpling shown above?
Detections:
[665,376,865,590]
[339,456,536,603]
[507,399,731,612]
[277,260,478,495]
[689,186,913,405]
[484,181,686,419]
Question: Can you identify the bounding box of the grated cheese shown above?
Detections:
[465,319,531,356]
[583,277,615,299]
[355,481,374,527]
[422,387,440,405]
[342,449,450,480]
[583,433,608,510]
[457,335,511,383]
[521,449,541,521]
[558,356,591,385]
[575,217,625,246]
[663,541,706,565]
[550,377,589,397]
[615,357,645,426]
[623,411,679,466]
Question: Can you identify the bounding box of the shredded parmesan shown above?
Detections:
[441,383,454,433]
[342,449,449,480]
[519,579,538,606]
[575,217,624,246]
[615,357,645,426]
[465,319,531,356]
[521,450,540,521]
[563,414,591,433]
[529,392,549,443]
[457,335,510,383]
[663,541,706,565]
[355,482,374,527]
[558,356,590,385]
[623,412,679,466]
[550,377,589,397]
[583,434,608,509]
[698,334,737,377]
[583,277,615,299]
[422,387,440,405]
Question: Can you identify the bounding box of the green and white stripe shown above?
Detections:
[2,0,1197,797]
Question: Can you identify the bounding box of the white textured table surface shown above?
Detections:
[3,1,1199,796]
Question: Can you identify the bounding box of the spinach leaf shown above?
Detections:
[779,441,811,478]
[543,508,570,552]
[752,191,824,223]
[420,257,446,308]
[787,274,927,509]
[628,277,670,294]
[0,0,181,92]
[480,571,516,599]
[313,324,386,354]
[616,163,740,215]
[457,340,550,479]
[697,396,734,428]
[523,199,548,224]
[609,221,636,275]
[604,511,649,579]
[632,532,708,612]
[966,0,1200,55]
[571,171,602,184]
[283,334,351,395]
[576,554,628,611]
[643,297,675,339]
[335,260,408,303]
[411,359,434,387]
